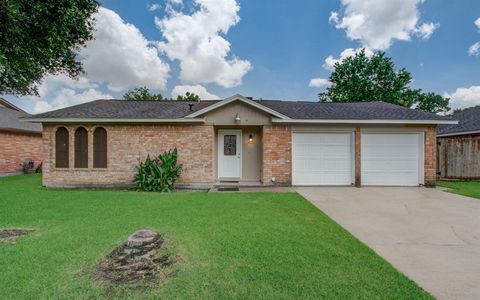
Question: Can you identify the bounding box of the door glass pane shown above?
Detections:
[224,135,236,156]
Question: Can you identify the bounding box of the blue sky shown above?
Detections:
[5,0,480,113]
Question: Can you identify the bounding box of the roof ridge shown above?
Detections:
[98,99,222,103]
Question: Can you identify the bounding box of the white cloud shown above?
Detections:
[33,88,113,113]
[156,0,251,88]
[444,86,480,110]
[330,0,438,50]
[323,47,374,71]
[17,7,171,114]
[171,85,220,100]
[147,3,161,11]
[82,7,170,92]
[43,74,98,90]
[469,19,480,56]
[414,22,439,40]
[469,42,480,56]
[309,78,331,88]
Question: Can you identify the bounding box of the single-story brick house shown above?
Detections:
[0,98,43,175]
[437,106,480,179]
[26,94,456,188]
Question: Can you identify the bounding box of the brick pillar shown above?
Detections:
[424,125,437,187]
[262,125,291,185]
[355,127,361,187]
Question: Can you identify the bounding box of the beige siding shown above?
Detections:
[204,101,272,126]
[214,126,262,182]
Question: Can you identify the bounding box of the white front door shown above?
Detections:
[218,130,242,179]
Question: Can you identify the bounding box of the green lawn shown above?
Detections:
[438,180,480,200]
[0,175,431,299]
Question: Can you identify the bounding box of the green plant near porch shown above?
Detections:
[134,149,182,192]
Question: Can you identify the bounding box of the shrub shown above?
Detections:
[134,149,183,192]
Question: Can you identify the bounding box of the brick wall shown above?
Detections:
[262,125,291,184]
[41,123,436,188]
[42,125,214,188]
[424,125,437,187]
[0,131,43,174]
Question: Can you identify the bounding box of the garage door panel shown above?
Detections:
[294,145,350,156]
[292,133,353,186]
[363,159,418,170]
[362,133,421,186]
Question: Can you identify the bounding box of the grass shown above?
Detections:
[0,175,431,299]
[437,180,480,200]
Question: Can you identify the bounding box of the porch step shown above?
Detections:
[217,187,240,192]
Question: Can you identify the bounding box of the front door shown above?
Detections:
[218,130,242,179]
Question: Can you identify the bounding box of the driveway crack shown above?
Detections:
[449,225,469,245]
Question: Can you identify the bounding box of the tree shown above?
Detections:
[176,92,200,101]
[0,0,99,96]
[318,49,450,113]
[123,86,164,101]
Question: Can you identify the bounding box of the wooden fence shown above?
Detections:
[437,135,480,179]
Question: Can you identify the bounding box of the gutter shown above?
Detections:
[0,127,42,135]
[271,118,459,125]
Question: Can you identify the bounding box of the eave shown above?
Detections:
[25,118,206,124]
[271,118,459,125]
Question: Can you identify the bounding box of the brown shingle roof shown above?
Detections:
[27,98,452,122]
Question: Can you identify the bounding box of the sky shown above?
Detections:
[4,0,480,113]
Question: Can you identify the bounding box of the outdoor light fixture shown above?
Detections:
[234,113,241,122]
[249,134,253,142]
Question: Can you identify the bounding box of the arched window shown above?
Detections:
[55,127,69,168]
[93,127,107,168]
[74,127,88,168]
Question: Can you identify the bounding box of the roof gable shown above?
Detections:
[185,94,290,120]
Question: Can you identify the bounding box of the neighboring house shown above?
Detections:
[0,98,43,175]
[26,94,455,188]
[437,106,480,179]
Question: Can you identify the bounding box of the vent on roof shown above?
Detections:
[188,103,194,111]
[245,96,253,100]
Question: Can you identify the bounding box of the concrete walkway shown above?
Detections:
[295,187,480,300]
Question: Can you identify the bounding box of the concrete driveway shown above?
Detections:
[296,187,480,300]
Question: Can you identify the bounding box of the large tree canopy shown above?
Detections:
[0,0,98,96]
[123,86,165,101]
[318,50,450,113]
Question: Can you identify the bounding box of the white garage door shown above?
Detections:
[361,133,423,186]
[292,132,353,185]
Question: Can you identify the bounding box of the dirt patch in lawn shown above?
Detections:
[0,229,34,243]
[97,229,177,286]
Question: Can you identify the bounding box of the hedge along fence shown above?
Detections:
[437,135,480,180]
